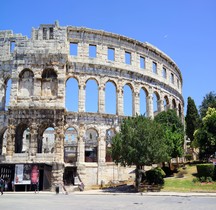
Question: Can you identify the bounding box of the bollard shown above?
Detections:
[56,186,59,194]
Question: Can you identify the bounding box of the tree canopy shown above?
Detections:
[154,109,184,158]
[111,115,169,168]
[194,107,216,160]
[199,91,216,118]
[185,97,200,142]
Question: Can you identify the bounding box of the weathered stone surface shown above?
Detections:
[0,22,184,190]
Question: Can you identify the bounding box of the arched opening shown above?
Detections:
[15,124,30,153]
[172,99,177,110]
[18,69,34,97]
[153,92,160,114]
[105,81,116,114]
[106,128,116,162]
[123,84,133,116]
[0,129,8,155]
[64,127,78,163]
[178,104,182,118]
[164,96,169,111]
[4,78,12,111]
[41,68,58,96]
[140,87,148,116]
[85,79,98,112]
[65,78,79,112]
[42,127,55,153]
[85,128,98,162]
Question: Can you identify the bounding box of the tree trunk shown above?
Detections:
[135,165,142,191]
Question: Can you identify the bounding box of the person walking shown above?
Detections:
[0,177,4,195]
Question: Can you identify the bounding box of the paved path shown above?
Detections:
[0,191,216,210]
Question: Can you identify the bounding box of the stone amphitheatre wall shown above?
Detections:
[0,22,184,189]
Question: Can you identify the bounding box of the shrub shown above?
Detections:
[146,167,165,185]
[196,164,214,178]
[162,166,173,177]
[192,177,199,183]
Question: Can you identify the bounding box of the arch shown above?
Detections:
[18,69,34,97]
[140,87,148,116]
[15,124,30,153]
[123,84,133,116]
[41,68,58,96]
[164,95,169,111]
[105,81,117,114]
[172,98,177,110]
[178,103,182,117]
[65,77,79,111]
[64,127,78,163]
[4,78,12,111]
[42,127,55,154]
[106,128,116,162]
[85,128,98,162]
[85,79,98,112]
[153,91,160,113]
[0,128,8,155]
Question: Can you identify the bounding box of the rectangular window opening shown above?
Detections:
[43,28,47,40]
[140,56,145,69]
[89,45,97,58]
[162,67,167,78]
[171,73,174,84]
[10,41,15,53]
[152,62,157,74]
[177,79,180,88]
[125,51,131,65]
[70,43,78,56]
[108,48,115,61]
[49,28,54,39]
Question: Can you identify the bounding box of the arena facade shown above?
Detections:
[0,21,184,191]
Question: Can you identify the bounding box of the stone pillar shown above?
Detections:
[133,91,140,116]
[29,123,38,157]
[78,84,85,112]
[77,125,85,163]
[6,125,15,156]
[98,85,105,113]
[51,162,64,191]
[117,87,124,116]
[54,126,64,163]
[158,99,164,113]
[98,134,106,163]
[146,94,154,118]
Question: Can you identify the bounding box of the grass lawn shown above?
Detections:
[162,164,216,192]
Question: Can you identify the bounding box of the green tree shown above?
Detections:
[154,109,184,159]
[111,115,169,189]
[185,97,200,142]
[194,107,216,160]
[199,91,216,118]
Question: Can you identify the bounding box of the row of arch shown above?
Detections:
[0,125,116,163]
[66,77,182,116]
[1,68,182,117]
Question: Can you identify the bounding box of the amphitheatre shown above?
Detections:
[0,21,183,191]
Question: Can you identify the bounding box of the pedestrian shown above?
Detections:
[0,177,4,195]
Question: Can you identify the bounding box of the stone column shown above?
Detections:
[78,84,85,112]
[158,99,164,113]
[133,91,140,116]
[117,87,124,116]
[146,94,154,118]
[54,126,64,163]
[77,125,85,163]
[29,122,38,157]
[98,85,105,113]
[6,125,15,156]
[98,134,106,163]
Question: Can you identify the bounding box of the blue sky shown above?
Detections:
[1,0,216,114]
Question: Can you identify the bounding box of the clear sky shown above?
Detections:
[1,0,215,113]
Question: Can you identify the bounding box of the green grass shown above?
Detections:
[162,164,216,192]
